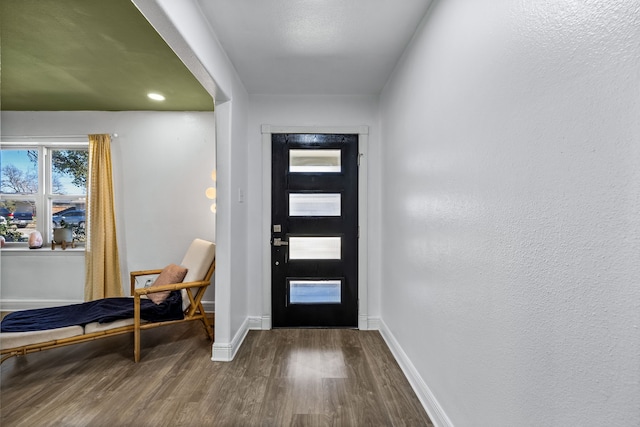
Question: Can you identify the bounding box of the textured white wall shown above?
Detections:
[1,111,216,307]
[380,1,640,425]
[247,94,382,322]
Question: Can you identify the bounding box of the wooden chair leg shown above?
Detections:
[200,316,214,340]
[134,294,141,362]
[193,299,213,340]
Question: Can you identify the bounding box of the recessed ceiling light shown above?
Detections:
[147,93,165,101]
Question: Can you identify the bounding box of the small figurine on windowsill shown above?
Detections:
[28,231,43,249]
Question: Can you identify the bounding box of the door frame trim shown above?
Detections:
[261,125,369,330]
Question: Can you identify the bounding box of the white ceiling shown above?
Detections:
[197,0,433,95]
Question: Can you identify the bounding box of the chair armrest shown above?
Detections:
[133,279,211,296]
[130,269,163,295]
[130,269,163,277]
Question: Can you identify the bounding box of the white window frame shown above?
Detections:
[1,142,88,248]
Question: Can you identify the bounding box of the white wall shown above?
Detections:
[379,1,640,426]
[247,94,382,323]
[1,111,216,309]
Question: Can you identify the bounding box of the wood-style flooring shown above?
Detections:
[1,322,433,426]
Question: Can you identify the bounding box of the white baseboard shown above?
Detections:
[378,319,453,427]
[248,315,270,330]
[212,316,250,362]
[260,315,271,330]
[366,316,381,330]
[202,300,215,313]
[212,316,268,362]
[359,314,369,329]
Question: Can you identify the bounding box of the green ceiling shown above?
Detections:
[0,0,214,111]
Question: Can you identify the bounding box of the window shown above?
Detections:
[1,143,88,246]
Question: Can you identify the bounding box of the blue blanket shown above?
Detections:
[1,291,184,332]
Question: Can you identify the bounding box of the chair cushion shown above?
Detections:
[181,239,215,282]
[148,264,188,304]
[84,318,147,333]
[180,239,215,311]
[0,326,84,350]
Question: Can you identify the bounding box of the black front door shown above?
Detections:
[271,133,358,327]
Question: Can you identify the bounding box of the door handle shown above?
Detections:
[273,237,289,247]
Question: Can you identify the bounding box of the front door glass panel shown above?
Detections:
[289,193,341,217]
[289,236,341,260]
[289,280,342,304]
[289,149,341,173]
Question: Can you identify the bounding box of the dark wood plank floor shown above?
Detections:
[1,323,433,426]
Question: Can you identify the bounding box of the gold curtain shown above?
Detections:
[84,134,123,300]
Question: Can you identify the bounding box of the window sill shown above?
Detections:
[1,244,85,256]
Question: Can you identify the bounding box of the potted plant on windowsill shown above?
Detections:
[0,218,25,247]
[52,220,74,249]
